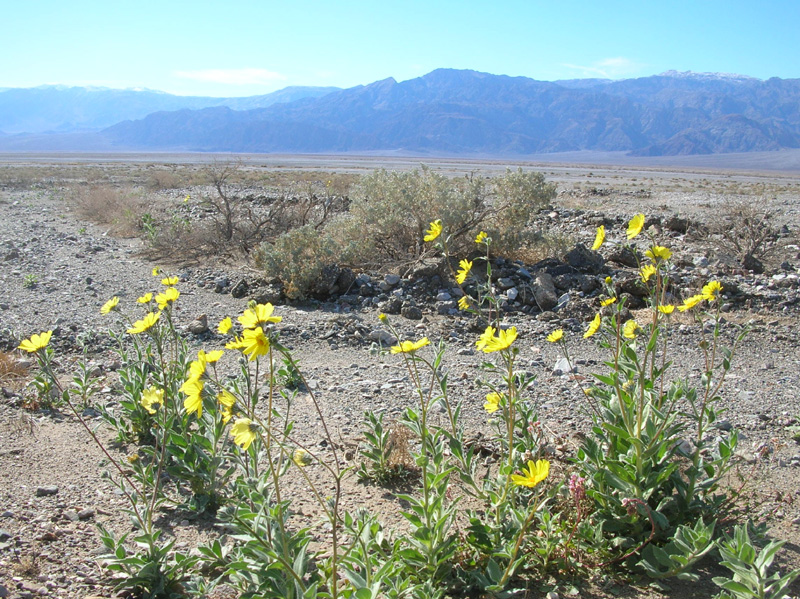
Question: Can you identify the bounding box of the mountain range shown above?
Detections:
[1,69,799,157]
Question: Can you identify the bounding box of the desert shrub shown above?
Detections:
[69,184,151,236]
[709,197,788,272]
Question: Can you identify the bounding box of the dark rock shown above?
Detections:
[250,284,283,305]
[334,267,356,294]
[743,254,764,274]
[530,272,558,311]
[401,305,423,320]
[617,276,650,298]
[36,486,59,497]
[564,243,604,274]
[231,279,249,298]
[312,264,342,297]
[409,257,446,280]
[665,214,691,234]
[607,246,641,268]
[379,297,402,315]
[187,314,209,335]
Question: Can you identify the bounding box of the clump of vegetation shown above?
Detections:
[15,209,797,599]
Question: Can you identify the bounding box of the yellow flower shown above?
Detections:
[455,259,472,284]
[584,313,601,338]
[600,297,616,307]
[127,311,161,334]
[475,231,488,244]
[391,338,430,354]
[678,294,706,312]
[238,303,282,329]
[100,297,119,315]
[591,225,605,251]
[702,280,723,301]
[293,448,313,467]
[181,378,204,417]
[220,405,233,424]
[240,327,270,360]
[511,459,550,488]
[152,267,161,277]
[200,349,224,363]
[640,264,657,283]
[475,326,518,353]
[627,213,645,240]
[231,418,257,450]
[546,329,563,343]
[225,336,247,350]
[18,330,52,353]
[424,219,442,242]
[217,390,236,409]
[137,293,153,304]
[140,387,164,414]
[484,392,501,414]
[155,286,179,310]
[458,296,470,311]
[218,317,233,334]
[161,276,179,286]
[646,245,672,263]
[658,304,675,315]
[622,319,639,339]
[378,313,388,323]
[187,357,207,381]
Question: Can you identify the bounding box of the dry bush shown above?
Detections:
[69,184,151,236]
[708,197,788,272]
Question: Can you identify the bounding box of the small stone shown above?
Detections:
[77,508,95,521]
[187,314,209,335]
[0,583,8,598]
[36,486,59,497]
[63,510,79,522]
[0,529,11,542]
[401,306,423,320]
[230,279,249,298]
[714,420,733,432]
[552,357,576,375]
[384,274,401,286]
[507,287,518,301]
[436,291,452,302]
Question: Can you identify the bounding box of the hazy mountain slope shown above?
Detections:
[0,85,339,134]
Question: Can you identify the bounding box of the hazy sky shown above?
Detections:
[3,0,797,97]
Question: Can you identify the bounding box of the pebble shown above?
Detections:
[35,486,59,497]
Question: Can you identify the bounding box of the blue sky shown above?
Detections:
[3,0,797,97]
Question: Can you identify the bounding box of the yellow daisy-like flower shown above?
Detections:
[161,276,179,286]
[127,311,161,334]
[225,336,247,350]
[475,326,518,353]
[546,329,563,343]
[424,219,442,242]
[645,245,672,263]
[231,418,257,450]
[475,231,488,244]
[199,349,224,363]
[240,327,270,360]
[100,296,119,315]
[18,330,53,353]
[658,304,675,315]
[140,387,164,414]
[622,319,639,339]
[218,317,232,334]
[484,392,501,414]
[640,264,657,283]
[187,357,207,381]
[702,280,723,301]
[458,296,471,311]
[378,313,388,323]
[155,286,179,310]
[152,267,161,277]
[181,378,204,417]
[584,313,601,338]
[678,294,706,312]
[220,405,233,424]
[137,293,153,304]
[238,303,282,329]
[455,259,472,284]
[591,225,605,251]
[600,297,616,307]
[391,338,430,354]
[627,213,645,240]
[511,459,550,488]
[217,390,236,409]
[293,448,313,467]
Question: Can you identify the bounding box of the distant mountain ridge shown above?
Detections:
[0,85,340,134]
[2,69,799,156]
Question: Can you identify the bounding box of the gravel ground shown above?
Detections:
[2,163,800,598]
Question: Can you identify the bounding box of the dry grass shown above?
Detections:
[0,350,27,390]
[68,184,151,236]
